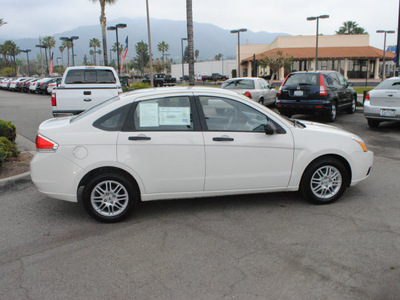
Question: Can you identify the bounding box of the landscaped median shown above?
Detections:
[0,120,19,168]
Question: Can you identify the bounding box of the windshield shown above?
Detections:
[375,79,400,90]
[70,96,120,123]
[222,79,255,89]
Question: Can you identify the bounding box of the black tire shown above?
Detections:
[82,172,138,223]
[326,102,337,122]
[300,157,348,205]
[259,98,264,105]
[347,96,356,114]
[367,119,380,128]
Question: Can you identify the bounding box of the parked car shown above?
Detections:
[29,78,49,93]
[364,77,400,128]
[142,73,176,87]
[276,71,357,122]
[47,77,62,94]
[9,77,27,90]
[221,77,277,106]
[211,73,228,81]
[23,78,39,93]
[37,77,61,94]
[31,87,373,223]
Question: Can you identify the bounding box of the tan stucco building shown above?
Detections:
[237,34,395,80]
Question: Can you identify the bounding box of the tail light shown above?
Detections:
[40,83,44,86]
[36,134,58,151]
[118,91,123,95]
[278,74,290,95]
[319,74,327,96]
[51,93,56,106]
[365,93,370,100]
[244,91,252,99]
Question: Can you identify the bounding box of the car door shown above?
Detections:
[329,73,348,108]
[336,72,353,105]
[197,95,294,191]
[259,78,275,104]
[117,94,205,195]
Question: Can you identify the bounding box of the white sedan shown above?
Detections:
[31,87,373,222]
[221,77,277,106]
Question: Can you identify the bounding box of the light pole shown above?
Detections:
[181,37,188,81]
[377,30,395,80]
[20,49,31,76]
[36,44,49,75]
[145,0,154,87]
[307,15,329,71]
[107,23,127,76]
[60,36,79,66]
[230,28,247,78]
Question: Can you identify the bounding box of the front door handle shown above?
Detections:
[129,136,151,141]
[213,137,234,142]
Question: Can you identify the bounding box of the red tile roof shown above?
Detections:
[241,46,395,63]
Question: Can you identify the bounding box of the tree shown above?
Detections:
[259,51,293,84]
[195,49,199,61]
[89,38,101,65]
[0,18,7,27]
[61,40,72,67]
[157,41,169,71]
[186,0,195,86]
[1,40,20,76]
[153,59,164,73]
[42,36,56,69]
[135,41,149,76]
[91,0,117,66]
[59,45,65,66]
[336,21,367,35]
[214,53,223,61]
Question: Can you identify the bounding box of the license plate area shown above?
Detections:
[293,90,303,96]
[380,109,396,117]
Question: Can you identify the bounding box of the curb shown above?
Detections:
[0,172,32,192]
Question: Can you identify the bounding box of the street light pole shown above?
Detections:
[20,49,31,76]
[230,28,247,77]
[181,37,188,81]
[307,15,329,71]
[60,36,79,66]
[145,0,154,87]
[36,44,49,75]
[377,30,395,80]
[107,24,127,76]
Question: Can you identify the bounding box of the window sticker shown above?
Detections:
[159,107,190,126]
[139,102,159,127]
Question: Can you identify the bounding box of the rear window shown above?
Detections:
[222,79,255,89]
[375,79,400,90]
[64,69,116,84]
[284,73,318,86]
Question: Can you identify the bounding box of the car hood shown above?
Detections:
[299,120,361,139]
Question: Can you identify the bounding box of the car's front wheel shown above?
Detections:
[83,173,138,223]
[300,157,348,205]
[259,97,264,105]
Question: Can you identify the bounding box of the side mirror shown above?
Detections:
[264,123,275,135]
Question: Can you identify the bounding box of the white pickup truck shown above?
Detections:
[51,66,123,117]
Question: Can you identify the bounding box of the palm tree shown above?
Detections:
[59,45,65,66]
[90,0,117,66]
[89,38,101,65]
[186,0,195,86]
[0,18,7,27]
[42,36,56,69]
[336,21,367,35]
[214,53,223,61]
[157,41,169,72]
[62,40,72,67]
[112,42,123,62]
[2,40,20,75]
[195,49,199,61]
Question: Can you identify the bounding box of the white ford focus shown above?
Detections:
[31,87,373,222]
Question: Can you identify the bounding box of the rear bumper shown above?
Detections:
[276,100,331,114]
[363,100,400,121]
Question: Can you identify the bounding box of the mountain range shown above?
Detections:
[0,17,290,64]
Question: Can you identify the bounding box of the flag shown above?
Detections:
[121,36,128,72]
[49,52,54,75]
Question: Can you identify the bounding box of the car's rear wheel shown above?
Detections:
[326,103,337,122]
[83,173,138,223]
[347,96,356,114]
[300,157,348,205]
[259,98,264,105]
[367,119,380,128]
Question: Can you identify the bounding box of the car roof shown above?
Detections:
[289,71,338,75]
[64,66,116,71]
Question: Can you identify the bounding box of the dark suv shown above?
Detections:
[276,71,357,122]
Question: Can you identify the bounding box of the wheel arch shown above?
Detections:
[300,154,352,188]
[77,166,142,202]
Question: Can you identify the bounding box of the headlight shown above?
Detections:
[353,138,367,152]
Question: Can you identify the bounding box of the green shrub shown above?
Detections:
[129,82,152,90]
[0,147,6,167]
[0,136,19,159]
[0,120,17,142]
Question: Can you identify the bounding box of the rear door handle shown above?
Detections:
[213,137,234,142]
[83,91,92,95]
[83,98,92,102]
[129,136,151,141]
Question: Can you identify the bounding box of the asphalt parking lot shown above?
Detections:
[0,90,399,299]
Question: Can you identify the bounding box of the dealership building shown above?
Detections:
[239,34,395,80]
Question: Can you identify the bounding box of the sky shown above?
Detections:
[0,0,398,49]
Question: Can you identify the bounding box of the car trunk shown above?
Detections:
[370,89,400,108]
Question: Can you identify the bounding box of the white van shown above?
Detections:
[52,66,122,117]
